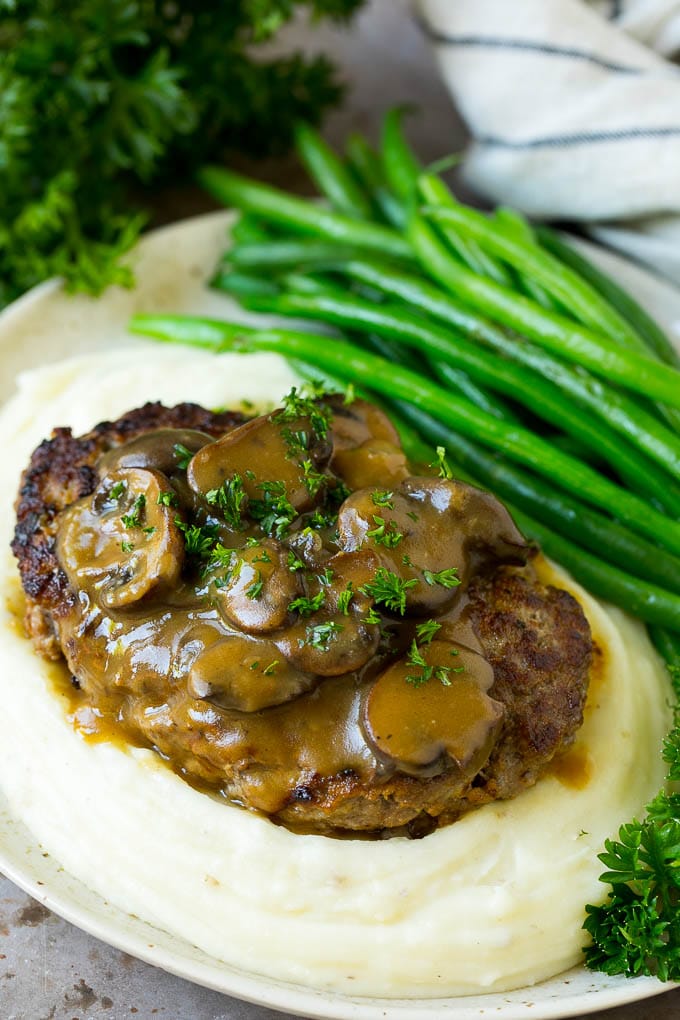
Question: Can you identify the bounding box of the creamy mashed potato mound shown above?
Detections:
[0,347,672,997]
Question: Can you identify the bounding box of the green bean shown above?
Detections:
[198,166,411,260]
[381,107,421,203]
[229,214,272,245]
[226,239,413,271]
[345,132,405,228]
[129,314,680,556]
[294,121,373,220]
[382,111,509,285]
[536,225,680,370]
[409,213,680,408]
[492,209,560,311]
[648,627,680,689]
[211,269,280,300]
[418,175,514,288]
[507,511,680,628]
[356,329,520,423]
[337,257,680,474]
[387,402,680,593]
[234,287,680,510]
[422,187,647,352]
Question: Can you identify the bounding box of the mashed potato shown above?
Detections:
[0,347,672,997]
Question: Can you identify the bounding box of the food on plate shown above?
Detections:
[12,388,594,836]
[0,346,671,995]
[128,108,680,983]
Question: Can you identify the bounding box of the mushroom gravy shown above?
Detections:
[53,392,530,831]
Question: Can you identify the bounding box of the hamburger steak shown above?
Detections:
[12,397,593,836]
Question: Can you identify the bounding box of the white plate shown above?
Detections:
[0,211,678,1020]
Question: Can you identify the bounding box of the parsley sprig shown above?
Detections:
[584,650,680,980]
[0,1,363,309]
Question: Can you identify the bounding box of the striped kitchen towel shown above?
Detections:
[417,0,680,285]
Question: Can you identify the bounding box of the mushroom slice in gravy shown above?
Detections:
[57,467,184,610]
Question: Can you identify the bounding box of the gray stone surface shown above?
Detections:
[2,1,680,1018]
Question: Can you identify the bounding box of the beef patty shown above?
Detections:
[12,402,593,836]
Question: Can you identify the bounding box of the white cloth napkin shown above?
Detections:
[417,0,680,285]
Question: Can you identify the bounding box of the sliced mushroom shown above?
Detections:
[275,549,381,677]
[189,634,317,711]
[98,429,213,477]
[337,477,529,615]
[57,467,184,610]
[212,539,299,635]
[187,411,331,515]
[363,640,505,778]
[330,397,401,453]
[332,438,410,492]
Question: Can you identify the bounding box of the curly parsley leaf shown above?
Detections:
[584,636,680,981]
[0,0,364,307]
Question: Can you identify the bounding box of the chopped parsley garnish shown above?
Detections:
[272,385,332,441]
[360,568,418,616]
[110,480,126,500]
[246,572,264,600]
[206,473,247,530]
[415,619,441,645]
[252,550,272,564]
[371,489,394,509]
[308,506,338,530]
[432,445,453,480]
[364,607,382,626]
[366,514,403,548]
[317,567,334,586]
[262,660,280,676]
[157,490,178,508]
[337,584,354,616]
[250,480,297,539]
[306,620,343,650]
[327,479,351,508]
[288,591,326,616]
[281,427,310,456]
[423,567,460,589]
[142,525,156,535]
[301,458,327,498]
[205,543,236,574]
[405,639,459,688]
[120,540,134,553]
[287,550,305,572]
[174,443,194,470]
[121,493,146,529]
[176,520,219,559]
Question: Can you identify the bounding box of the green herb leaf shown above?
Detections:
[174,443,194,470]
[306,620,343,649]
[121,493,146,529]
[423,567,460,589]
[360,568,417,615]
[288,591,326,616]
[206,473,247,530]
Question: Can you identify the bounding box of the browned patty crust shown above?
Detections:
[12,403,593,835]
